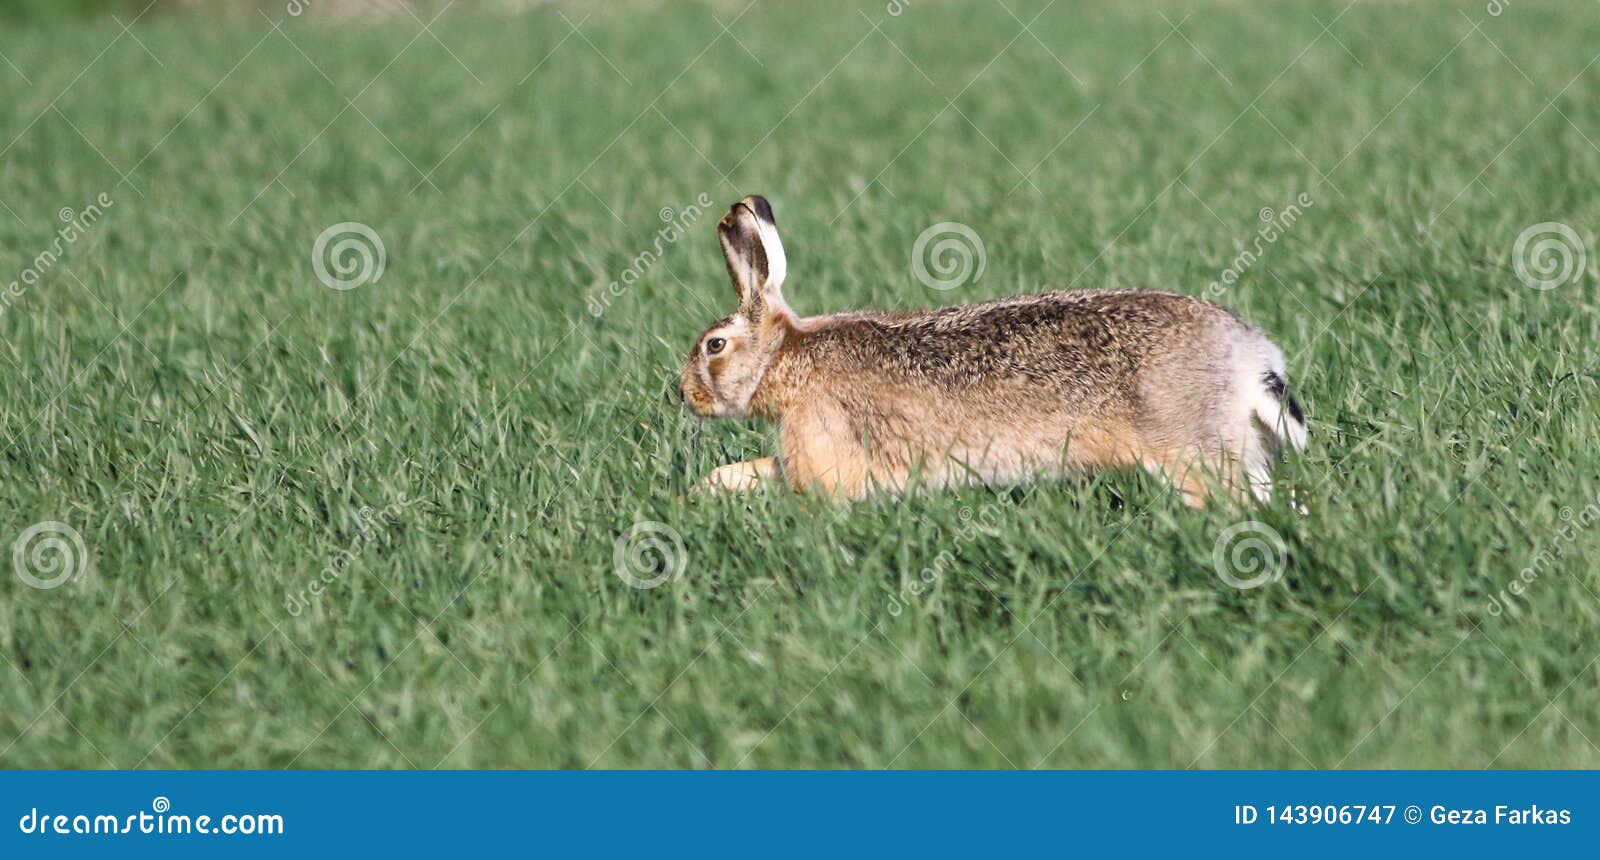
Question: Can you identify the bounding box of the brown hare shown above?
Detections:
[678,195,1306,507]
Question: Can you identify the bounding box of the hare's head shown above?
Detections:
[679,195,795,418]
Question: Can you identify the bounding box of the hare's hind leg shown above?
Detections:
[699,456,779,493]
[1142,448,1220,508]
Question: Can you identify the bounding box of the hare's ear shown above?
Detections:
[718,195,790,321]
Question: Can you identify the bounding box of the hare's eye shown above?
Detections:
[705,337,727,355]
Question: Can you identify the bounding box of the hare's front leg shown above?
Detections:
[699,456,779,493]
[1141,449,1216,509]
[777,406,881,499]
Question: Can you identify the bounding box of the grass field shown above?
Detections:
[1,0,1598,769]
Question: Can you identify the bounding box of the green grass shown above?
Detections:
[1,0,1598,769]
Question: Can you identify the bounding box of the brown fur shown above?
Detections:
[680,196,1305,505]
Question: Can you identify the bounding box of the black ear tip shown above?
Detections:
[736,194,775,225]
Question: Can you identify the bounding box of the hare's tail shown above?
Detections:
[1252,369,1308,453]
[1235,341,1307,505]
